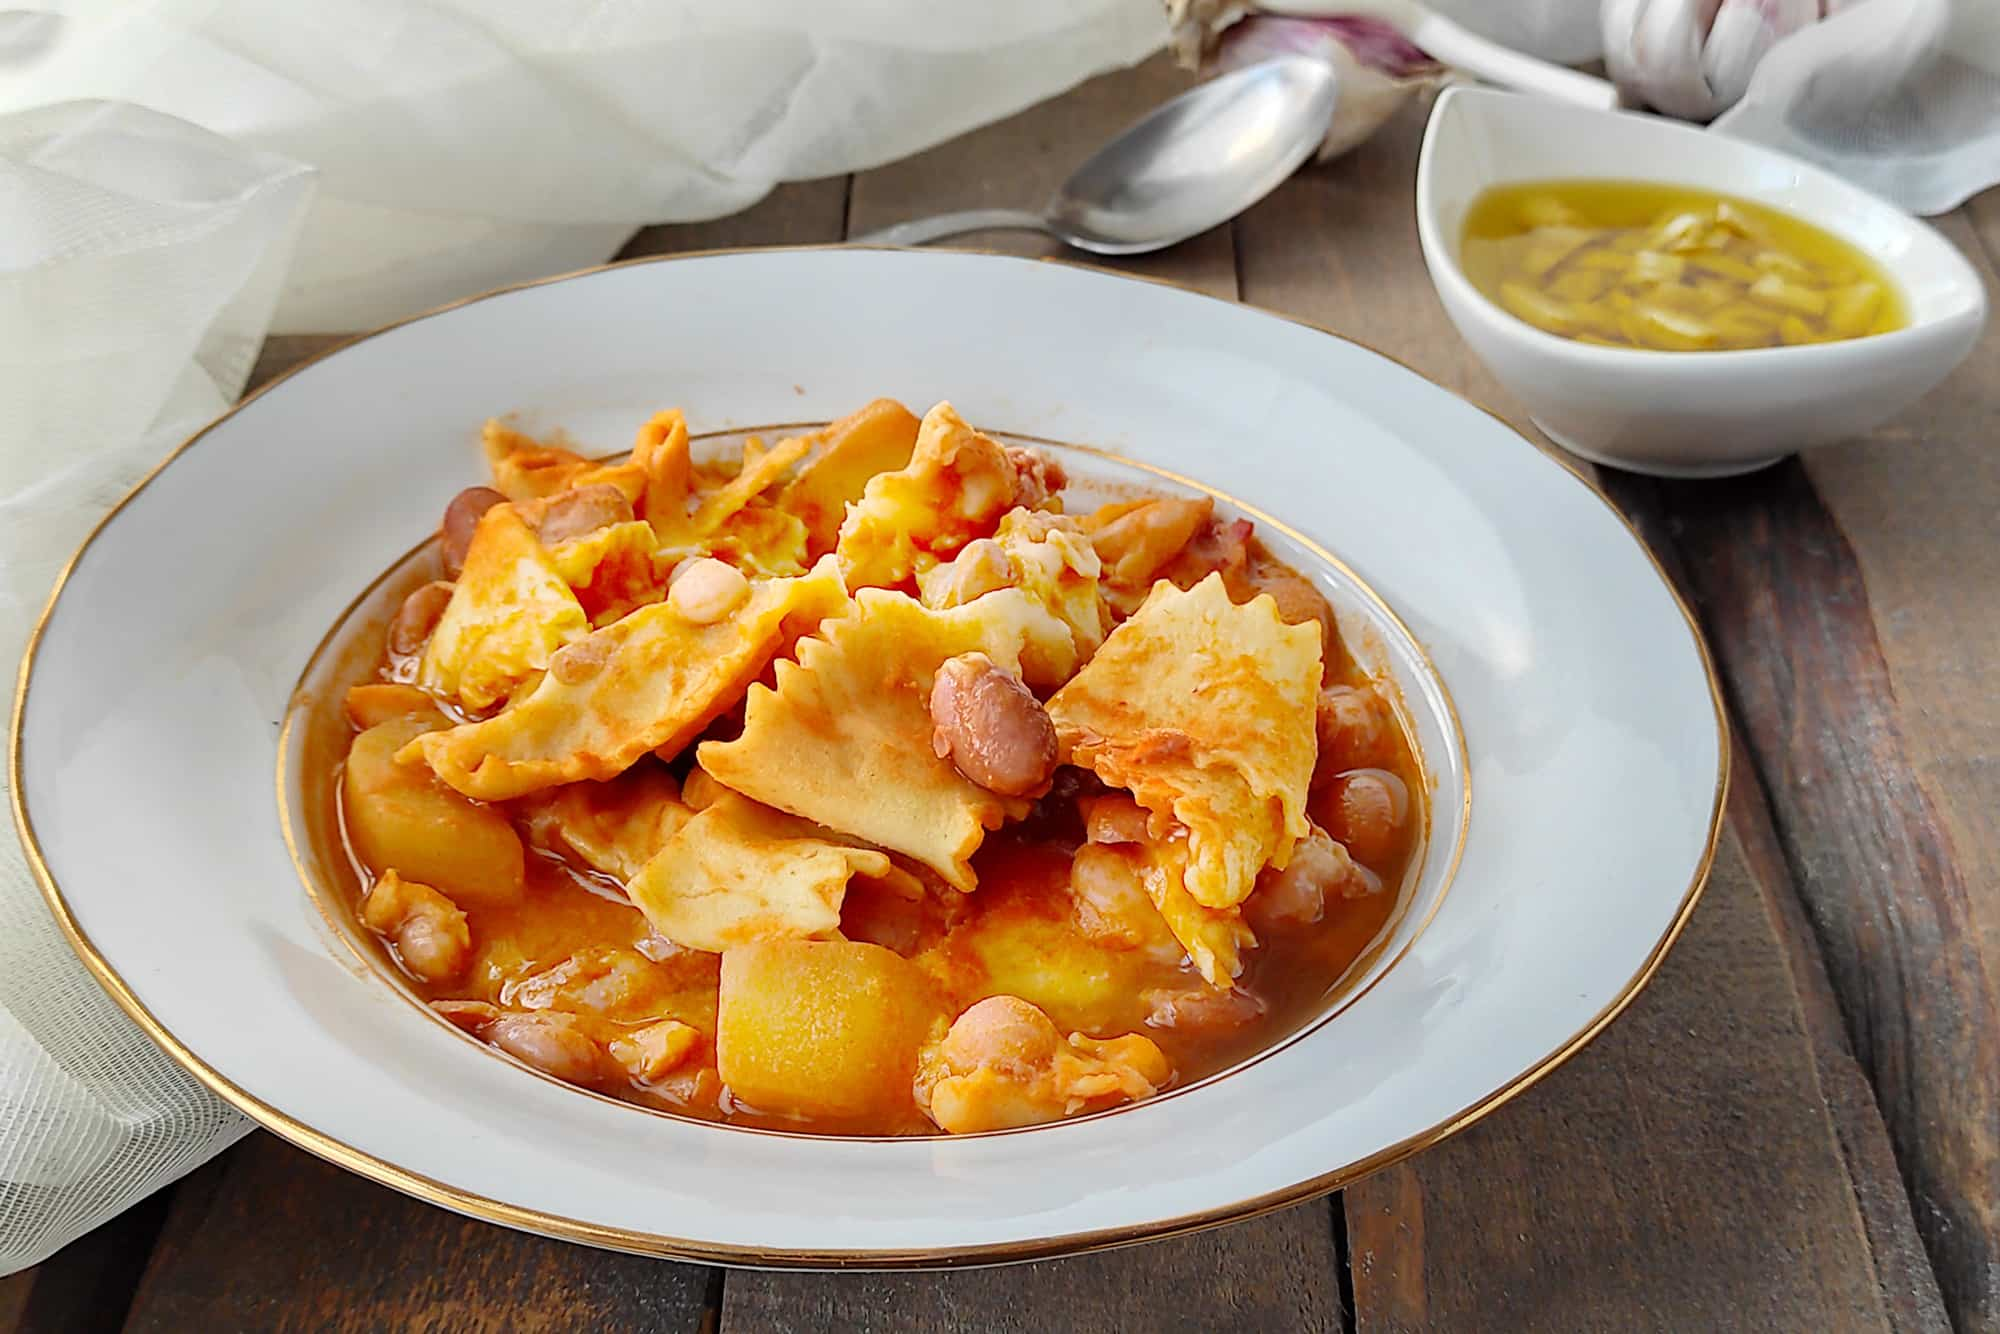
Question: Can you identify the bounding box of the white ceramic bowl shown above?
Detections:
[1416,86,1989,478]
[12,248,1724,1264]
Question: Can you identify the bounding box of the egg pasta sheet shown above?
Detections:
[320,397,1424,1135]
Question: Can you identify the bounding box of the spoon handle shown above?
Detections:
[852,209,1056,248]
[1268,0,1620,110]
[1401,9,1620,110]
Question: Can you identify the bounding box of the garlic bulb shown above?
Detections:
[1603,0,1831,121]
[1166,5,1445,161]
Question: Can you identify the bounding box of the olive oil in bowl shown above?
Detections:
[1460,181,1906,352]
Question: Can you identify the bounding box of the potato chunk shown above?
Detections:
[343,716,524,907]
[716,940,939,1120]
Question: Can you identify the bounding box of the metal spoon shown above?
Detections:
[854,56,1340,255]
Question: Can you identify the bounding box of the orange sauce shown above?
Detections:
[308,525,1425,1136]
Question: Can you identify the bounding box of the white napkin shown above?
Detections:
[0,99,311,1275]
[0,1,1163,332]
[0,1,1159,1274]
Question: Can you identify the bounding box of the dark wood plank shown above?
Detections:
[1232,98,1531,437]
[616,179,851,258]
[1606,484,1953,1334]
[1345,824,1899,1332]
[1960,184,2000,271]
[0,1274,28,1333]
[120,1134,713,1334]
[1239,90,1929,1331]
[1616,208,2000,1331]
[1797,212,2000,1252]
[1640,449,2000,1330]
[0,1184,175,1334]
[1615,206,2000,1331]
[1722,732,1952,1333]
[249,333,349,394]
[725,1207,1344,1334]
[1801,214,2000,982]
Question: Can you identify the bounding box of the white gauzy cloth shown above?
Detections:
[1436,0,2000,214]
[0,100,312,1275]
[1712,0,2000,215]
[0,1,1160,1275]
[0,2,1164,333]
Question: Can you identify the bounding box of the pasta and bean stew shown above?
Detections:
[316,398,1425,1136]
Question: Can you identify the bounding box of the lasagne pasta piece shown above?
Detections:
[1047,574,1322,910]
[545,519,665,626]
[404,557,848,800]
[483,420,643,504]
[1073,794,1254,986]
[639,432,814,577]
[919,508,1107,668]
[834,401,1025,590]
[419,502,589,711]
[625,792,892,952]
[1077,495,1215,615]
[698,587,1074,889]
[689,434,811,534]
[701,505,810,577]
[777,399,922,556]
[632,409,695,539]
[518,765,692,882]
[505,944,719,1031]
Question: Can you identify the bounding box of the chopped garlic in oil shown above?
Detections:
[1461,180,1905,352]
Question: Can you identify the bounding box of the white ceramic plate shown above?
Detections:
[11,248,1724,1265]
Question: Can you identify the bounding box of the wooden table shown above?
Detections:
[6,58,1995,1334]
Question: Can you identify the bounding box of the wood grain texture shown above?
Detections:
[616,179,851,258]
[1606,488,1947,1332]
[1724,732,1951,1333]
[1961,185,2000,272]
[1345,822,1897,1333]
[1802,211,2000,999]
[1628,215,2000,1321]
[1233,87,1929,1334]
[1233,97,1529,437]
[1645,450,2000,1330]
[0,1184,174,1334]
[724,1207,1344,1334]
[0,1274,27,1334]
[119,1135,715,1334]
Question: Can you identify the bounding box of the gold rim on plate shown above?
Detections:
[9,243,1728,1267]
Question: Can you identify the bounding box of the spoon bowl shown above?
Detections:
[858,56,1340,254]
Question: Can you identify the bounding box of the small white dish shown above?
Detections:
[1416,86,1988,478]
[12,248,1723,1264]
